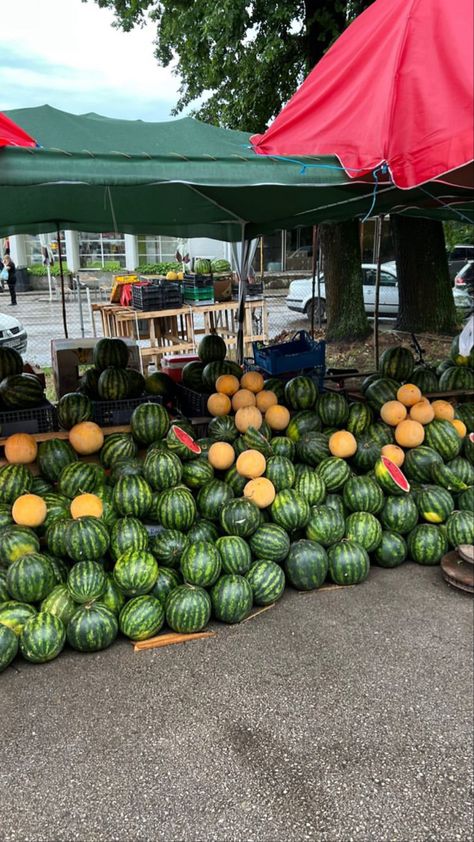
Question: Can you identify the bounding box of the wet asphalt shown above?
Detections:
[1,563,473,842]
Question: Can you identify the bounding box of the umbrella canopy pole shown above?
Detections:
[56,224,68,339]
[373,215,384,368]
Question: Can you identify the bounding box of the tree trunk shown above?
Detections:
[392,216,458,334]
[320,220,370,341]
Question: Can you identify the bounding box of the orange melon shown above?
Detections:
[255,390,278,413]
[380,400,407,426]
[394,419,425,448]
[328,430,357,458]
[208,441,235,470]
[12,494,47,528]
[236,449,266,478]
[70,493,104,519]
[243,477,276,508]
[69,421,104,455]
[396,384,422,407]
[451,418,467,438]
[215,374,240,396]
[231,389,256,411]
[265,404,290,431]
[409,400,435,424]
[381,444,405,467]
[431,399,455,421]
[207,392,232,417]
[4,433,38,465]
[234,406,263,433]
[240,371,264,393]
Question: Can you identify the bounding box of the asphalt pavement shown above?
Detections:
[1,563,472,842]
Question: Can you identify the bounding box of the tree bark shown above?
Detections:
[392,216,458,334]
[320,220,371,341]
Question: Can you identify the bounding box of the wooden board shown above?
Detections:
[133,631,216,652]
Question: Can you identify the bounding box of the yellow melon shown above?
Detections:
[236,449,266,478]
[451,418,467,438]
[70,493,104,519]
[380,400,407,426]
[409,400,435,424]
[240,371,264,393]
[4,433,38,465]
[396,384,422,407]
[395,419,425,448]
[207,392,232,417]
[255,390,278,413]
[328,430,357,458]
[208,441,235,470]
[69,421,104,455]
[381,444,405,467]
[234,406,263,433]
[243,477,276,508]
[265,404,290,431]
[431,399,455,421]
[215,374,240,396]
[232,389,256,411]
[12,494,47,528]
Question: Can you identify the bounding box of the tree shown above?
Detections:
[319,220,369,340]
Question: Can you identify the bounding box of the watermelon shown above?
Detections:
[373,531,408,568]
[284,375,318,410]
[445,510,474,547]
[125,368,146,398]
[450,334,474,367]
[367,422,395,447]
[211,258,231,273]
[58,461,102,498]
[365,378,399,411]
[439,366,474,391]
[112,475,153,518]
[149,567,182,605]
[166,425,201,461]
[6,553,56,603]
[150,529,188,569]
[67,603,118,652]
[458,487,474,513]
[345,512,382,552]
[424,420,462,460]
[202,361,242,391]
[306,505,345,547]
[113,549,158,596]
[130,402,170,445]
[119,595,165,641]
[430,461,468,492]
[19,612,65,663]
[270,489,310,531]
[347,402,373,436]
[101,574,127,616]
[246,560,285,605]
[180,541,221,587]
[100,433,137,469]
[198,334,227,364]
[157,487,196,531]
[45,520,70,559]
[293,466,326,506]
[77,367,100,398]
[0,601,37,636]
[270,437,295,459]
[197,480,234,521]
[248,523,291,563]
[44,554,69,586]
[143,449,183,491]
[263,378,286,404]
[416,486,454,524]
[242,426,274,459]
[0,624,18,673]
[165,584,211,633]
[317,392,349,427]
[216,536,253,575]
[40,584,78,625]
[97,367,130,400]
[264,456,296,491]
[220,498,261,537]
[110,517,149,561]
[380,494,419,534]
[0,346,23,380]
[0,569,9,602]
[403,446,443,483]
[286,410,322,443]
[328,540,370,585]
[223,465,247,496]
[0,526,40,567]
[446,457,474,487]
[342,476,384,515]
[316,457,351,491]
[181,461,214,492]
[109,459,144,484]
[93,337,128,371]
[325,493,347,518]
[29,477,53,496]
[182,361,206,391]
[0,464,32,504]
[67,561,106,604]
[284,540,328,590]
[378,346,414,381]
[436,359,456,376]
[207,415,239,443]
[37,438,77,483]
[145,371,175,399]
[374,457,410,496]
[456,402,474,431]
[210,574,253,623]
[65,516,109,562]
[350,434,380,472]
[295,432,330,467]
[0,373,45,408]
[407,524,447,565]
[57,392,93,430]
[187,519,219,544]
[465,432,474,466]
[410,366,439,393]
[42,493,70,530]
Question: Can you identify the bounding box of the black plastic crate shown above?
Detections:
[132,282,182,311]
[92,395,163,427]
[0,400,57,436]
[232,280,264,299]
[183,273,213,287]
[174,383,210,417]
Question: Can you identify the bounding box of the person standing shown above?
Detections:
[1,255,17,305]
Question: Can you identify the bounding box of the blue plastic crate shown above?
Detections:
[252,331,325,378]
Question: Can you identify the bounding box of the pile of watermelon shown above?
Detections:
[0,348,46,411]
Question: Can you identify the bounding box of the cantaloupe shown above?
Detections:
[431,399,455,421]
[240,371,264,393]
[265,404,290,431]
[208,441,235,470]
[12,494,47,527]
[255,390,278,413]
[232,389,256,411]
[380,400,407,426]
[69,421,104,455]
[397,384,422,407]
[395,419,425,448]
[409,400,435,424]
[243,477,276,508]
[207,392,232,417]
[234,405,263,433]
[4,433,38,464]
[328,430,357,458]
[381,444,405,467]
[236,449,266,478]
[215,374,240,396]
[451,419,467,438]
[70,493,104,519]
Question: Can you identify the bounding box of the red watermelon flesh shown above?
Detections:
[375,456,410,495]
[171,425,201,455]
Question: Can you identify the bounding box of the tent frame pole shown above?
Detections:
[56,223,68,339]
[310,225,318,335]
[373,214,384,369]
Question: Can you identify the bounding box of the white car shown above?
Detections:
[0,311,28,355]
[286,262,472,322]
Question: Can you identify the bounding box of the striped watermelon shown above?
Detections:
[187,519,219,543]
[367,422,394,447]
[207,415,239,443]
[410,366,439,393]
[328,540,370,585]
[458,487,474,513]
[345,512,382,552]
[243,426,274,459]
[374,457,410,496]
[342,476,384,514]
[378,346,414,381]
[198,334,227,364]
[77,367,100,398]
[67,603,118,652]
[270,489,310,531]
[270,437,295,459]
[293,466,326,506]
[165,584,211,633]
[445,511,474,547]
[197,480,234,521]
[44,554,69,586]
[0,504,13,531]
[157,487,196,531]
[150,529,188,569]
[65,516,109,562]
[112,475,153,518]
[446,457,474,487]
[249,523,291,563]
[365,379,399,411]
[67,561,106,604]
[113,549,158,596]
[403,446,443,483]
[456,402,474,431]
[42,493,70,531]
[130,402,170,445]
[119,595,165,640]
[0,569,9,602]
[30,477,53,496]
[0,601,37,636]
[373,531,407,568]
[295,432,330,467]
[0,373,45,408]
[431,461,468,492]
[58,462,102,498]
[0,346,23,380]
[439,366,474,391]
[0,464,32,504]
[210,574,253,623]
[246,560,285,605]
[166,425,201,461]
[93,337,129,371]
[407,524,447,565]
[284,539,328,590]
[57,392,93,430]
[0,526,40,566]
[424,420,462,460]
[180,541,221,587]
[143,449,183,491]
[380,494,419,534]
[182,460,215,490]
[101,574,127,616]
[45,520,71,559]
[264,456,296,491]
[220,498,261,537]
[110,517,149,561]
[100,433,137,469]
[216,536,253,575]
[306,505,345,547]
[263,377,286,403]
[284,375,318,410]
[325,493,347,518]
[417,486,454,524]
[316,457,351,491]
[201,360,242,391]
[6,554,56,603]
[125,368,146,398]
[38,438,77,483]
[224,465,247,496]
[41,584,78,625]
[286,410,322,443]
[19,612,66,663]
[317,392,349,427]
[0,624,18,673]
[97,367,130,400]
[149,567,182,605]
[347,402,373,436]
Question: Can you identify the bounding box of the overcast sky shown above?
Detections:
[2,0,182,121]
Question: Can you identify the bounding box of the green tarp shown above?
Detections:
[0,105,472,239]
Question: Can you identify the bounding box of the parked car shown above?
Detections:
[0,311,28,355]
[454,260,474,295]
[448,244,474,281]
[286,263,472,322]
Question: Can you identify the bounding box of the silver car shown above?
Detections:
[286,262,472,322]
[0,311,28,355]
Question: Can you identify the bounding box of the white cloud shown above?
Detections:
[2,0,181,120]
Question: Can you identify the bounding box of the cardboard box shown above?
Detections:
[51,337,141,398]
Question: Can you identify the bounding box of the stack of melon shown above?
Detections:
[0,347,46,411]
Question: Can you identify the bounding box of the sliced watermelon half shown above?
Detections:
[168,424,202,459]
[374,456,410,496]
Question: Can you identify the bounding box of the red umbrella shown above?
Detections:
[0,112,36,148]
[252,0,474,189]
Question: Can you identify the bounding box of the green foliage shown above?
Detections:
[87,260,122,271]
[136,262,181,275]
[27,264,49,277]
[443,222,474,253]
